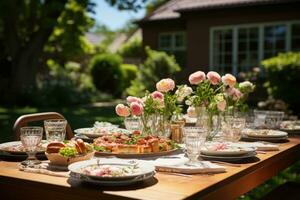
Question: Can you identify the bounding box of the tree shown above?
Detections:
[0,0,146,103]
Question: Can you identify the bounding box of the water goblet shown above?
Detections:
[44,119,67,142]
[183,127,207,166]
[20,126,43,166]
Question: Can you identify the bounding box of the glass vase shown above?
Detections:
[195,106,221,141]
[149,113,171,138]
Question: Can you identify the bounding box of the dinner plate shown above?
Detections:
[200,151,257,162]
[74,127,130,138]
[68,159,155,184]
[0,141,47,155]
[201,147,256,156]
[70,171,155,186]
[243,129,288,138]
[94,148,181,158]
[241,135,288,142]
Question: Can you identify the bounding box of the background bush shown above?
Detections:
[126,47,181,96]
[90,53,124,97]
[262,52,300,115]
[118,38,143,58]
[121,64,138,91]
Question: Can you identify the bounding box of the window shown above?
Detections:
[291,23,300,51]
[210,21,300,75]
[212,29,233,74]
[158,32,186,66]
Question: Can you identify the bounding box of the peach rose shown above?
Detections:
[189,71,206,85]
[217,100,226,112]
[221,74,236,88]
[130,102,143,116]
[227,88,243,101]
[151,91,164,100]
[115,104,130,117]
[207,71,221,85]
[126,96,143,104]
[187,106,197,118]
[156,78,175,93]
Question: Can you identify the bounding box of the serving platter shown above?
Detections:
[74,127,130,138]
[94,148,181,158]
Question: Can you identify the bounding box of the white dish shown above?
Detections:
[243,129,288,138]
[74,127,130,138]
[68,159,155,182]
[201,143,256,156]
[0,140,47,155]
[200,151,257,162]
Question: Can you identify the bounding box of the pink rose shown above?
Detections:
[189,71,206,85]
[227,88,243,101]
[115,104,130,117]
[151,91,164,100]
[222,74,236,88]
[130,102,143,116]
[126,96,143,104]
[187,106,197,118]
[207,71,221,85]
[156,78,175,93]
[217,100,226,112]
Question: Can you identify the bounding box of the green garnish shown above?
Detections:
[168,140,180,149]
[59,147,77,157]
[94,145,108,152]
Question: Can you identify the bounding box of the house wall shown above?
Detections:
[141,2,300,79]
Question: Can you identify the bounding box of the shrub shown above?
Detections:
[121,64,138,91]
[90,53,124,97]
[262,52,300,115]
[119,38,143,58]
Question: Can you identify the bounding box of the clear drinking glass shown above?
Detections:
[124,117,142,132]
[254,110,284,129]
[183,127,207,166]
[20,126,43,166]
[44,119,67,142]
[222,117,246,142]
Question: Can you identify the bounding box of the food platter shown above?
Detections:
[0,141,48,155]
[68,159,155,186]
[95,148,180,158]
[74,127,130,138]
[201,146,255,156]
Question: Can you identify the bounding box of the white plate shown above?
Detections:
[200,151,257,162]
[68,159,155,182]
[74,127,130,138]
[0,141,47,155]
[201,147,255,156]
[243,129,288,138]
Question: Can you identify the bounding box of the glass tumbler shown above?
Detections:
[124,117,142,132]
[44,119,67,142]
[222,117,246,142]
[20,126,43,166]
[183,127,207,166]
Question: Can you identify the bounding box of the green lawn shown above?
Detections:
[0,105,299,199]
[0,105,122,143]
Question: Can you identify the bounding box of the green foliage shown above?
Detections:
[127,47,181,96]
[90,53,125,97]
[121,64,138,90]
[146,0,170,14]
[119,39,143,58]
[262,52,300,114]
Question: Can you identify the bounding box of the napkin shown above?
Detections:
[234,142,279,151]
[19,161,70,177]
[153,154,226,174]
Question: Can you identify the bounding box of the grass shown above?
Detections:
[0,105,299,199]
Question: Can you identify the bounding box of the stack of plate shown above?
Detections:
[280,120,300,134]
[68,159,155,186]
[200,143,257,162]
[242,129,288,142]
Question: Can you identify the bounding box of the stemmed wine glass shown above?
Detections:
[183,127,207,166]
[20,126,43,166]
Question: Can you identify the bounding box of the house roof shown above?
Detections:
[142,0,298,22]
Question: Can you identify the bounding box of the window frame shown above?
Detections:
[158,32,186,51]
[210,20,300,75]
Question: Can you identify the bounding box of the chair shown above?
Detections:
[13,112,73,140]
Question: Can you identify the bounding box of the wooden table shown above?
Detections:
[1,136,300,200]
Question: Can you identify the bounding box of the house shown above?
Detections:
[139,0,300,77]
